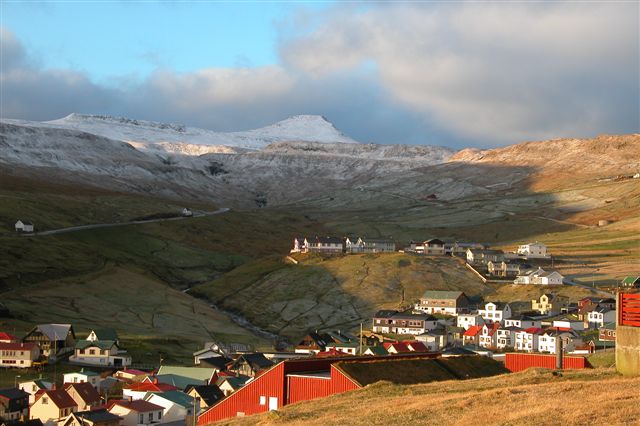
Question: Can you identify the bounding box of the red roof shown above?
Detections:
[463,325,482,337]
[384,342,410,353]
[64,382,101,405]
[484,323,501,336]
[119,369,147,376]
[108,399,164,413]
[522,327,544,334]
[316,348,351,357]
[0,342,37,351]
[406,341,429,352]
[36,389,77,409]
[124,381,179,392]
[0,332,18,341]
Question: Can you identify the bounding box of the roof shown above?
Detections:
[364,346,389,356]
[463,325,482,337]
[314,236,343,244]
[66,369,99,377]
[33,324,73,341]
[198,356,232,370]
[521,327,544,334]
[334,356,508,387]
[316,348,352,358]
[71,409,121,424]
[146,390,195,409]
[231,353,274,371]
[324,331,358,344]
[64,382,101,405]
[76,340,117,350]
[89,329,119,341]
[600,322,616,330]
[125,381,179,393]
[406,342,429,352]
[108,399,164,413]
[157,366,217,382]
[622,276,640,284]
[216,376,250,389]
[152,374,207,390]
[119,369,147,376]
[0,332,18,341]
[0,342,37,351]
[0,388,29,400]
[36,389,77,409]
[420,290,464,300]
[185,385,224,406]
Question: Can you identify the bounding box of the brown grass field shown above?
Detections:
[224,368,640,426]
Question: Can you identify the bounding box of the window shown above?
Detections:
[158,412,162,420]
[42,397,48,404]
[89,349,95,355]
[139,414,144,424]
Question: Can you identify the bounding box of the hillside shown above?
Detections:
[225,368,639,425]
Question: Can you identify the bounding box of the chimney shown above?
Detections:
[153,378,158,384]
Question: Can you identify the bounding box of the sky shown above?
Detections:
[1,1,638,148]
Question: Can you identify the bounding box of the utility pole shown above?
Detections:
[359,322,363,355]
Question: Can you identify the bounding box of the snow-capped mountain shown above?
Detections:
[44,113,358,153]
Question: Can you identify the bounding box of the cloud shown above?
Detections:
[1,2,638,148]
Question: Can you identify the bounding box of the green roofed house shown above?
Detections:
[143,391,196,424]
[63,370,102,390]
[86,329,119,344]
[216,375,250,396]
[148,374,207,391]
[156,366,217,385]
[621,276,640,288]
[69,340,131,368]
[363,346,389,356]
[415,291,470,315]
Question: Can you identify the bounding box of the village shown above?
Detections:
[0,238,637,425]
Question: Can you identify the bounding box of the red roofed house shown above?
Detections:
[315,348,351,358]
[478,323,501,349]
[0,342,40,368]
[383,342,410,354]
[107,399,164,426]
[30,389,78,426]
[123,380,179,401]
[405,341,429,352]
[514,328,543,352]
[0,332,19,343]
[64,382,102,410]
[463,326,482,346]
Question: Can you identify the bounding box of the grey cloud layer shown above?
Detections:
[1,2,638,147]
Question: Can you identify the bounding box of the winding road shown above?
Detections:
[29,207,230,236]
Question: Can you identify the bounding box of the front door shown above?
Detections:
[268,397,278,411]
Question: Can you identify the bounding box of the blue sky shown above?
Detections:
[1,1,638,148]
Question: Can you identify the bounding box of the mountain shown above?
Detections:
[44,113,359,152]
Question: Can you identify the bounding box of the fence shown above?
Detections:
[618,292,640,327]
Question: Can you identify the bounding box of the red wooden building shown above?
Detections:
[198,353,507,424]
[504,353,591,372]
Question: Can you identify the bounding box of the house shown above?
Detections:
[514,328,543,352]
[517,242,549,258]
[295,332,330,354]
[552,318,585,331]
[504,315,542,329]
[537,328,583,354]
[143,390,197,424]
[29,389,78,426]
[157,366,219,386]
[182,208,193,217]
[515,268,564,285]
[357,238,395,253]
[197,354,506,424]
[466,249,504,265]
[587,308,617,328]
[216,376,250,397]
[416,328,448,351]
[85,329,119,344]
[0,388,30,422]
[0,342,40,368]
[63,370,102,390]
[307,236,344,254]
[14,220,34,233]
[59,409,121,426]
[0,333,18,344]
[383,342,410,354]
[487,261,525,277]
[227,354,274,378]
[372,310,438,335]
[324,341,359,356]
[363,346,389,356]
[290,237,308,254]
[456,314,485,330]
[414,291,470,315]
[599,323,616,341]
[192,342,232,366]
[197,357,232,371]
[123,380,180,401]
[23,324,75,359]
[531,293,569,315]
[69,340,131,368]
[496,326,520,350]
[107,399,165,426]
[478,323,501,349]
[63,383,101,411]
[445,242,486,256]
[423,239,445,255]
[113,369,148,383]
[18,379,53,404]
[185,385,225,410]
[462,325,482,346]
[621,276,640,288]
[478,302,512,324]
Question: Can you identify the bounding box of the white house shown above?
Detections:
[19,379,53,404]
[478,323,500,349]
[587,308,617,328]
[344,237,363,253]
[515,268,564,285]
[478,302,512,324]
[456,314,485,330]
[504,316,542,329]
[416,329,448,351]
[291,237,308,253]
[496,326,520,350]
[537,329,583,354]
[143,391,197,424]
[108,399,165,426]
[372,311,439,335]
[517,242,549,258]
[514,328,542,352]
[69,340,131,368]
[63,370,102,390]
[14,220,34,233]
[552,318,585,331]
